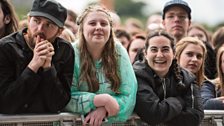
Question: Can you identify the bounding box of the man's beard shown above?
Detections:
[26,29,56,49]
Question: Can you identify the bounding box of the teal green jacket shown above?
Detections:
[65,41,137,123]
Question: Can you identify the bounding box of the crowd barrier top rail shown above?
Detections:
[0,113,79,123]
[0,110,224,126]
[204,110,224,117]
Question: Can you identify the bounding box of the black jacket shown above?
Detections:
[0,28,74,114]
[133,61,204,126]
[204,42,216,79]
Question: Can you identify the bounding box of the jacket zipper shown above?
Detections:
[162,78,166,100]
[191,84,194,108]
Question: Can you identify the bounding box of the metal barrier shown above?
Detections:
[201,110,224,126]
[0,110,223,126]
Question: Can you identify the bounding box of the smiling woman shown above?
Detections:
[133,29,204,126]
[65,5,137,126]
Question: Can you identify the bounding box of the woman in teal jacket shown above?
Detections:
[65,5,137,126]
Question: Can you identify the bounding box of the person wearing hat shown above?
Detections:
[162,0,191,42]
[0,0,74,114]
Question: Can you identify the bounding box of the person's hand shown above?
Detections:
[28,36,49,72]
[103,95,119,116]
[215,96,224,102]
[94,94,120,116]
[83,107,107,126]
[42,42,54,69]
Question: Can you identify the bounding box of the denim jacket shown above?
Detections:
[201,80,224,109]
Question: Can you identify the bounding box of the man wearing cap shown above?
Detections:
[162,0,191,42]
[0,0,74,114]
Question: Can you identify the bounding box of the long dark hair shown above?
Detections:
[0,0,19,37]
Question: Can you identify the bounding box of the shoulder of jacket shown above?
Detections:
[202,79,217,88]
[181,68,196,84]
[0,32,18,46]
[133,61,154,78]
[133,61,145,71]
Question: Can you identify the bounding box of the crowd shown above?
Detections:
[0,0,223,126]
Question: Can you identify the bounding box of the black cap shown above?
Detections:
[162,0,191,20]
[29,0,67,27]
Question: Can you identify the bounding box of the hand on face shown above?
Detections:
[84,107,107,126]
[28,35,55,72]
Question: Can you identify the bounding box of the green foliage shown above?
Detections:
[114,0,146,17]
[213,22,224,32]
[114,0,147,27]
[16,7,29,20]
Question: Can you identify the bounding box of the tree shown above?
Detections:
[114,0,146,17]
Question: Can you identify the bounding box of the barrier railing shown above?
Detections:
[202,110,224,126]
[0,110,223,126]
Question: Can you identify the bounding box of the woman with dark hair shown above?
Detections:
[134,29,204,126]
[0,0,19,38]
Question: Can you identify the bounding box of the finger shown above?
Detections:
[84,115,90,125]
[46,51,54,57]
[39,55,47,61]
[36,35,41,43]
[93,119,99,126]
[47,44,54,52]
[89,115,95,126]
[98,119,103,126]
[35,43,50,52]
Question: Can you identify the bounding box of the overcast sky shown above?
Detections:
[56,0,224,27]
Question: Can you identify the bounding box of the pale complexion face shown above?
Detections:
[128,38,145,64]
[118,36,130,49]
[27,16,61,48]
[179,43,204,74]
[163,6,191,40]
[188,28,207,42]
[83,11,111,49]
[145,36,174,77]
[65,13,78,35]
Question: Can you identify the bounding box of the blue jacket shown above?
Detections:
[201,80,224,109]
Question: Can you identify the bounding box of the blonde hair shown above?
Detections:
[76,5,120,93]
[76,5,112,26]
[59,28,76,42]
[175,37,207,86]
[216,46,224,95]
